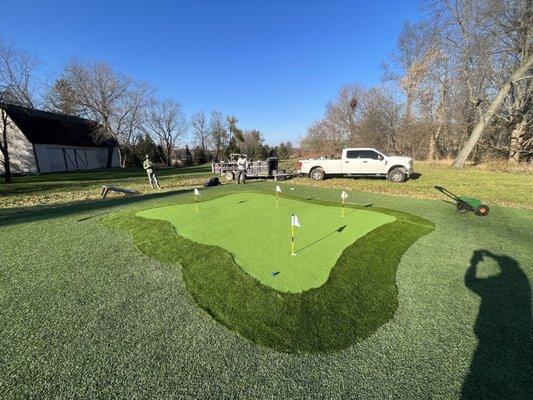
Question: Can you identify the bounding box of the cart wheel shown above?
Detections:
[474,204,490,216]
[224,171,235,181]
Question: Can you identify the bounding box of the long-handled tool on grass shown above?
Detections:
[434,186,489,216]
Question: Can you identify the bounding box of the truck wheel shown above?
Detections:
[474,204,489,216]
[388,168,406,183]
[310,168,325,181]
[224,171,235,181]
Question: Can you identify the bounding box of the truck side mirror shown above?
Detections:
[378,154,383,161]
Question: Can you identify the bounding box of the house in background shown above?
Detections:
[0,104,120,174]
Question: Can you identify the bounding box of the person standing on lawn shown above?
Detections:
[143,155,161,189]
[236,154,248,184]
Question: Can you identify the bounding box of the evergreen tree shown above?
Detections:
[184,145,194,166]
[226,136,241,156]
[193,145,207,164]
[131,134,159,166]
[277,142,290,159]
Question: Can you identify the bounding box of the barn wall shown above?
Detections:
[34,144,120,173]
[110,147,120,168]
[0,115,38,174]
[1,111,121,174]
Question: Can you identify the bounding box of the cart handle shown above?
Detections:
[434,185,462,202]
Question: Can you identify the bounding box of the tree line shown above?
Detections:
[302,0,532,166]
[0,39,294,183]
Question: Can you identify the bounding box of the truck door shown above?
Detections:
[342,150,363,174]
[358,150,386,173]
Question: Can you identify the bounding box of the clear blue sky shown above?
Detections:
[1,0,420,145]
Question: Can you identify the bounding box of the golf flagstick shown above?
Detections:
[341,191,348,217]
[194,188,200,211]
[291,213,300,255]
[275,185,282,208]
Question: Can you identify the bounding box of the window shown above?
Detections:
[346,150,359,159]
[358,150,380,160]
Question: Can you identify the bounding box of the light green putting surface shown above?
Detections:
[136,192,395,292]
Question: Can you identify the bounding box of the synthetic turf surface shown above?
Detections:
[136,192,395,292]
[109,190,433,352]
[1,183,531,398]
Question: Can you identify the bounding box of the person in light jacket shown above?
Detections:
[236,155,248,184]
[143,155,161,189]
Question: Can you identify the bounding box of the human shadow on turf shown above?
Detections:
[462,250,532,400]
[297,225,346,254]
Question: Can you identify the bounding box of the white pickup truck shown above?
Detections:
[297,148,413,182]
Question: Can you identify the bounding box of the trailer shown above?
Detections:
[212,154,289,181]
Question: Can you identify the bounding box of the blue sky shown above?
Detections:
[1,0,420,145]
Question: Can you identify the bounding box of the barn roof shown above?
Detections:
[1,104,117,147]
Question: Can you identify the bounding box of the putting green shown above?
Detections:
[136,192,395,292]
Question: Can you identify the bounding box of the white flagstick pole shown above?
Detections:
[194,189,199,212]
[291,214,296,255]
[341,191,348,217]
[275,185,281,208]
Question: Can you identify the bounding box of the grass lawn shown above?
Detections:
[0,178,532,398]
[0,164,213,208]
[289,161,533,209]
[136,192,397,292]
[1,160,532,210]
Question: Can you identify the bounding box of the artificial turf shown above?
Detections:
[104,191,432,352]
[136,192,396,292]
[1,182,532,398]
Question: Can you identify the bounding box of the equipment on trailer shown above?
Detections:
[212,154,290,181]
[434,186,489,216]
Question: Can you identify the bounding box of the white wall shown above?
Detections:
[0,114,38,174]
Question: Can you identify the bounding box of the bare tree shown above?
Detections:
[191,111,210,161]
[359,86,403,154]
[226,115,244,155]
[112,82,153,166]
[45,78,82,115]
[383,21,439,123]
[449,0,533,166]
[59,60,135,165]
[487,0,533,162]
[453,54,533,167]
[144,98,187,166]
[227,115,243,142]
[302,84,364,155]
[209,111,228,161]
[240,129,265,159]
[0,38,39,183]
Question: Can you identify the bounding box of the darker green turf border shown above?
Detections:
[102,192,434,353]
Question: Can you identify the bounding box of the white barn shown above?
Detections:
[0,104,120,174]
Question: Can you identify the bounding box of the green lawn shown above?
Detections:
[290,161,533,209]
[136,192,397,292]
[0,164,213,208]
[2,161,532,210]
[0,181,532,398]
